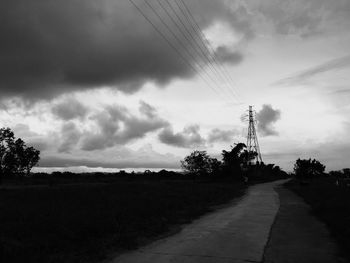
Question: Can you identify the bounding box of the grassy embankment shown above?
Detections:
[285,177,350,262]
[0,178,246,263]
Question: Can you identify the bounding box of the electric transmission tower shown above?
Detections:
[246,106,263,164]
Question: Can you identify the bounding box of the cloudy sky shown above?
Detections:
[1,0,350,172]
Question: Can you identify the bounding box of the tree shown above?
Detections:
[222,143,257,174]
[11,138,26,175]
[222,143,244,167]
[22,146,40,176]
[0,127,15,156]
[0,127,40,180]
[181,150,212,175]
[329,170,343,178]
[0,127,15,146]
[208,158,222,175]
[343,168,350,178]
[294,158,325,180]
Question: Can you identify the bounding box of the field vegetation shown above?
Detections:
[0,177,247,262]
[0,128,288,262]
[285,167,350,262]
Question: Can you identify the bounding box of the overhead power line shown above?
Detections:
[128,0,241,104]
[154,0,237,102]
[128,0,230,102]
[173,0,240,101]
[160,0,238,102]
[177,0,242,101]
[144,0,237,103]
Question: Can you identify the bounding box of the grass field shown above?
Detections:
[285,177,350,262]
[0,179,246,263]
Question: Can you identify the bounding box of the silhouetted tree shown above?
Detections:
[22,146,40,176]
[294,158,325,180]
[222,143,245,167]
[221,143,257,176]
[343,168,350,177]
[181,150,212,175]
[0,127,15,147]
[0,128,14,183]
[0,127,40,181]
[208,158,222,175]
[273,165,281,173]
[329,170,343,178]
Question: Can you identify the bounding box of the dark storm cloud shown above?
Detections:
[256,104,281,136]
[51,98,88,120]
[81,102,168,151]
[158,125,205,148]
[273,55,350,86]
[208,128,238,143]
[0,0,246,100]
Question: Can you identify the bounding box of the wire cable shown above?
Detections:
[176,0,243,102]
[142,0,233,102]
[160,0,239,102]
[154,0,238,102]
[127,0,229,102]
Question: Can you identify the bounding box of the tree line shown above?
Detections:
[181,143,332,183]
[293,158,325,180]
[0,126,335,185]
[181,143,287,181]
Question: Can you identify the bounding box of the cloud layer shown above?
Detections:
[274,55,350,86]
[40,145,180,169]
[0,0,246,101]
[158,125,205,148]
[80,103,169,151]
[256,104,281,136]
[52,98,88,120]
[207,128,238,143]
[2,0,348,101]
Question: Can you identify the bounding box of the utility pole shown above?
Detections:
[247,105,263,164]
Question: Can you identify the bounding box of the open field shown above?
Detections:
[285,177,350,262]
[0,178,246,263]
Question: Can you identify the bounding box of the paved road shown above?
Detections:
[110,180,285,263]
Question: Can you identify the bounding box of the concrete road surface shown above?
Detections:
[109,180,285,263]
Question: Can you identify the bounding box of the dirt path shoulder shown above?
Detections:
[263,185,343,263]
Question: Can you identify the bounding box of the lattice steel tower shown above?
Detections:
[247,106,263,163]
